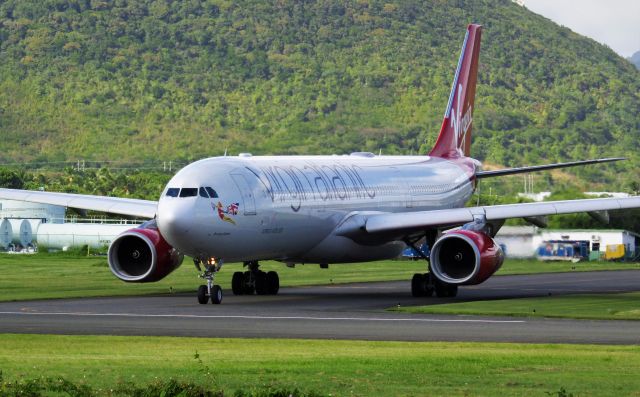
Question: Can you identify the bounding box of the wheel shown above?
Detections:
[197,285,208,304]
[434,280,447,297]
[411,273,426,297]
[232,272,244,295]
[435,280,458,298]
[255,271,268,295]
[423,273,435,297]
[266,271,279,295]
[242,271,255,295]
[211,285,223,304]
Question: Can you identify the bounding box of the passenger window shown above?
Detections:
[166,188,180,197]
[206,187,219,198]
[199,187,209,198]
[179,188,198,197]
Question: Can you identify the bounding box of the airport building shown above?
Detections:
[0,199,65,223]
[495,226,639,259]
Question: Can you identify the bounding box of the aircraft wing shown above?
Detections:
[365,196,640,234]
[475,158,625,178]
[0,188,157,219]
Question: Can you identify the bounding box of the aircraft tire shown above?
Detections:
[242,271,255,295]
[435,280,458,298]
[211,285,223,304]
[197,285,208,304]
[411,273,426,297]
[232,272,244,295]
[423,273,435,297]
[266,271,279,295]
[255,271,268,295]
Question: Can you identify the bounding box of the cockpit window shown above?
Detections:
[206,187,219,198]
[166,188,180,197]
[199,187,209,198]
[179,188,198,197]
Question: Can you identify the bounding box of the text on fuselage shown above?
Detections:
[248,163,376,211]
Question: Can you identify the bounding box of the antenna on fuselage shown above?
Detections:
[224,148,228,156]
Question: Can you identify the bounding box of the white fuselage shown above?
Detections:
[156,153,476,264]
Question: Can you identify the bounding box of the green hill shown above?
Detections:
[0,0,638,190]
[629,51,640,70]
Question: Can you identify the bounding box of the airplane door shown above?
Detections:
[392,167,412,208]
[230,173,257,215]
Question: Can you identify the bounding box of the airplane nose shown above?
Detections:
[157,199,193,251]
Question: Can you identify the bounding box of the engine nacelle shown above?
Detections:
[108,226,184,283]
[430,230,504,285]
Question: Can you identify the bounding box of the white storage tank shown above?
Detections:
[19,219,42,248]
[36,223,139,250]
[8,219,27,246]
[0,219,11,248]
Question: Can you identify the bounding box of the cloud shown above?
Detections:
[524,0,640,57]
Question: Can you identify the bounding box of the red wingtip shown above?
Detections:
[429,24,482,159]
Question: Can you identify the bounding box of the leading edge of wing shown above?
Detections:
[0,188,157,219]
[365,196,640,234]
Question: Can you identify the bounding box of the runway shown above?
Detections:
[1,270,639,344]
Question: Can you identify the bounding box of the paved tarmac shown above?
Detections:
[1,270,639,344]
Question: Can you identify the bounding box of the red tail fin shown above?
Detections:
[429,24,482,159]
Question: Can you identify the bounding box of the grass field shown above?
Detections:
[396,291,640,320]
[0,252,638,302]
[2,256,640,396]
[1,334,640,396]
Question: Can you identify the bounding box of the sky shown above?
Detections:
[523,0,640,57]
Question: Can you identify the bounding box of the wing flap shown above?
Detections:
[365,208,475,233]
[483,203,557,219]
[365,196,640,234]
[0,188,157,219]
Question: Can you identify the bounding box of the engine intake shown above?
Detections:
[108,226,183,282]
[430,230,504,285]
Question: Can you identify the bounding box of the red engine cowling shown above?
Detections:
[430,230,504,285]
[108,226,184,283]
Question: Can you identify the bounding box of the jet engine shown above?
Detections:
[430,230,504,285]
[108,224,183,282]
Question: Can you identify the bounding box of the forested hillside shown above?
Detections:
[0,0,639,190]
[629,51,640,70]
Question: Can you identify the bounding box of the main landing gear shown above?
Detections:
[411,272,458,298]
[195,258,223,304]
[406,233,458,298]
[231,261,279,296]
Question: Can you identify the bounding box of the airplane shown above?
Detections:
[1,24,639,304]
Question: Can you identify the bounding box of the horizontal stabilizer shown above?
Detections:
[476,158,625,179]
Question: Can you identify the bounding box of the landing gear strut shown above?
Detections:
[406,232,458,298]
[231,261,279,296]
[195,258,223,304]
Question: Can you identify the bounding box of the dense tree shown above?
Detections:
[0,0,638,193]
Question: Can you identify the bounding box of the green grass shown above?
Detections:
[494,258,640,275]
[396,291,640,320]
[0,252,638,302]
[1,334,640,396]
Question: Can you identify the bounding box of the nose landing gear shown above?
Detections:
[195,258,223,304]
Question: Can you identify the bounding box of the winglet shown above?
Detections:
[429,24,482,159]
